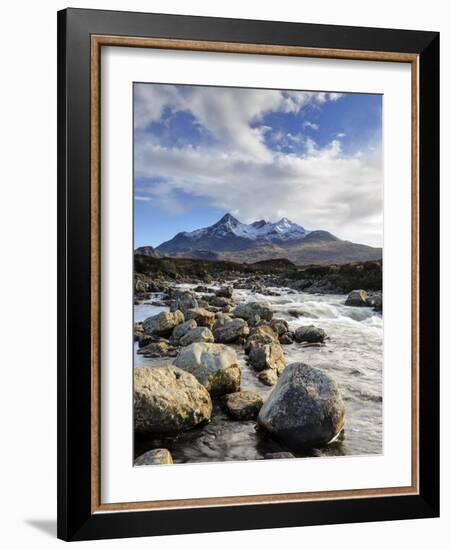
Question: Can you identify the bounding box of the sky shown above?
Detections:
[134,83,383,248]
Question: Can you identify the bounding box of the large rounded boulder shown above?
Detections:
[257,363,345,449]
[134,366,212,434]
[344,289,368,307]
[294,325,326,344]
[234,302,273,322]
[174,342,241,396]
[143,310,184,337]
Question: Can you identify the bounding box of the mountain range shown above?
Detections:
[136,213,382,265]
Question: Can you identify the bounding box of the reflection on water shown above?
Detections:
[134,286,383,463]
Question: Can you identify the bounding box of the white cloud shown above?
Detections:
[134,85,382,247]
[303,121,319,131]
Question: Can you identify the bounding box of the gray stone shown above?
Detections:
[185,307,216,327]
[244,325,278,354]
[258,369,278,386]
[223,391,264,420]
[171,290,198,313]
[213,318,249,344]
[143,310,184,337]
[258,363,345,448]
[216,286,233,298]
[294,325,326,344]
[248,343,286,374]
[134,448,173,466]
[169,319,197,345]
[179,326,214,346]
[134,366,212,434]
[270,318,289,336]
[279,331,294,345]
[234,302,273,322]
[174,342,241,396]
[344,289,368,307]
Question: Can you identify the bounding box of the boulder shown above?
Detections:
[209,296,232,308]
[169,319,197,345]
[213,318,250,344]
[257,363,345,448]
[143,310,184,337]
[294,325,326,344]
[185,307,215,327]
[171,290,198,313]
[234,302,273,322]
[258,369,278,386]
[248,343,286,374]
[223,391,264,420]
[174,342,241,396]
[134,366,212,434]
[216,286,233,298]
[179,327,215,346]
[279,331,294,345]
[134,448,173,466]
[244,325,278,354]
[344,289,368,307]
[270,318,289,336]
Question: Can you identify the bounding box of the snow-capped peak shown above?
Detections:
[181,213,310,243]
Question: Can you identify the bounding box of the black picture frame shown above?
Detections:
[57,7,439,541]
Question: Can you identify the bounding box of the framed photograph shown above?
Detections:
[57,8,439,541]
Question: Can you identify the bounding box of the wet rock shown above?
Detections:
[143,310,184,337]
[248,343,286,374]
[134,366,212,434]
[258,369,278,386]
[270,318,289,336]
[134,448,173,466]
[257,363,345,448]
[185,307,216,327]
[134,322,144,341]
[169,319,197,345]
[137,341,178,358]
[193,285,211,293]
[171,290,198,313]
[244,325,278,354]
[279,331,294,345]
[209,296,232,308]
[179,326,214,346]
[344,289,368,307]
[213,318,250,344]
[234,302,273,322]
[294,325,326,344]
[216,286,233,298]
[174,342,241,396]
[263,452,295,460]
[367,292,383,311]
[223,391,264,420]
[138,334,169,348]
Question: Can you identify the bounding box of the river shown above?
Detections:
[134,284,383,463]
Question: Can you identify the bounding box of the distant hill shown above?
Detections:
[154,213,381,266]
[134,246,164,259]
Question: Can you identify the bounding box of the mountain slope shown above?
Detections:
[155,213,381,266]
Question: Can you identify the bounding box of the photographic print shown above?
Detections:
[133,82,383,466]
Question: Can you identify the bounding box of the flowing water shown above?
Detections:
[134,285,383,463]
